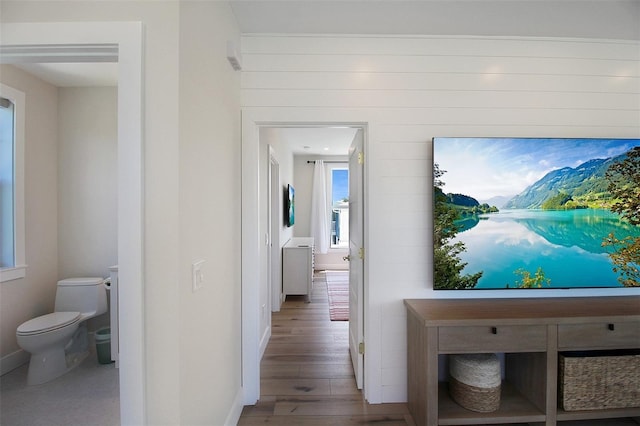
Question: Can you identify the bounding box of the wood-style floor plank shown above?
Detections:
[272,396,411,417]
[298,364,355,379]
[238,271,416,425]
[238,414,413,426]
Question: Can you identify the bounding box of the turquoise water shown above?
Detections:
[454,209,640,289]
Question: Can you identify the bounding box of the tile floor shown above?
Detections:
[1,341,119,426]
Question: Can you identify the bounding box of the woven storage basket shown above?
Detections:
[559,350,640,411]
[449,353,501,413]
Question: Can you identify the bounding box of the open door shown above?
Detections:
[348,129,364,389]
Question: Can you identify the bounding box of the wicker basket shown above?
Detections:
[449,353,501,413]
[559,350,640,411]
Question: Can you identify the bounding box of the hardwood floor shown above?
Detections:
[237,272,639,426]
[238,272,415,425]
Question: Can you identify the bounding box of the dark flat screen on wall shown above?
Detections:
[286,184,295,227]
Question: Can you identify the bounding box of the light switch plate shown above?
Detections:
[192,260,205,292]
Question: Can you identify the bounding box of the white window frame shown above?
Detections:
[0,83,26,282]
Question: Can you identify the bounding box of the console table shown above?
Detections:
[404,297,640,426]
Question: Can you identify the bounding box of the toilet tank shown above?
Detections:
[55,277,108,318]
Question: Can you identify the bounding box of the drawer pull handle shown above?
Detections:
[608,323,615,331]
[491,327,498,335]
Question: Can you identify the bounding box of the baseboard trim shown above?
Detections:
[259,325,271,360]
[1,349,29,376]
[224,387,244,426]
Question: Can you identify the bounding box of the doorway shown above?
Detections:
[1,22,144,424]
[241,120,367,404]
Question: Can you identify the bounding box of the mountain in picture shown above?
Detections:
[504,153,627,210]
[481,195,515,209]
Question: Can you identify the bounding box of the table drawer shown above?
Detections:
[438,325,547,353]
[558,322,640,350]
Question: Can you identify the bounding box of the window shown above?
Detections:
[1,84,26,282]
[329,166,349,249]
[1,96,15,267]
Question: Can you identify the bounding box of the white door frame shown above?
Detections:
[241,112,369,404]
[268,146,282,313]
[1,22,145,424]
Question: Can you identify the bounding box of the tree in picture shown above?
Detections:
[433,163,482,289]
[602,146,640,287]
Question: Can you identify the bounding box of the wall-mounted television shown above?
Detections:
[433,137,640,290]
[285,184,295,227]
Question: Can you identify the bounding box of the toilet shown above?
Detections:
[16,277,108,385]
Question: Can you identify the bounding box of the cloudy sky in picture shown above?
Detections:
[434,138,640,201]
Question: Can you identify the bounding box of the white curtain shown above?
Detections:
[310,160,330,254]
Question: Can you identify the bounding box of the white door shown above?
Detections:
[348,129,364,389]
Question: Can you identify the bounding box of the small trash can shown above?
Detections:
[95,327,113,364]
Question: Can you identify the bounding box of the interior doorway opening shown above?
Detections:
[1,23,144,424]
[259,125,356,309]
[252,123,366,399]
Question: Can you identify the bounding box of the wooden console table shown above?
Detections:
[404,297,640,426]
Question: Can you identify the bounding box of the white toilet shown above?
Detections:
[16,277,108,385]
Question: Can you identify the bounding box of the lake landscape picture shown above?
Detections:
[433,137,640,290]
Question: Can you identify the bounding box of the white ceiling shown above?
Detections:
[261,127,359,155]
[230,0,640,40]
[13,62,118,88]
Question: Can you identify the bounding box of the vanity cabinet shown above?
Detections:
[283,237,314,301]
[404,296,640,426]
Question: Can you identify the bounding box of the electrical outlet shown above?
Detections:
[192,260,205,292]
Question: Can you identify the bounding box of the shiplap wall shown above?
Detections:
[241,34,640,403]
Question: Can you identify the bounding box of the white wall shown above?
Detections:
[292,156,313,238]
[2,2,183,421]
[178,2,242,423]
[241,34,640,402]
[260,128,295,246]
[57,86,117,332]
[0,65,59,373]
[3,2,183,422]
[259,128,294,342]
[2,2,243,424]
[57,87,117,280]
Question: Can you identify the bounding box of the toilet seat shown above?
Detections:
[17,312,81,336]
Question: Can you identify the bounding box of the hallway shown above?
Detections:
[238,271,414,425]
